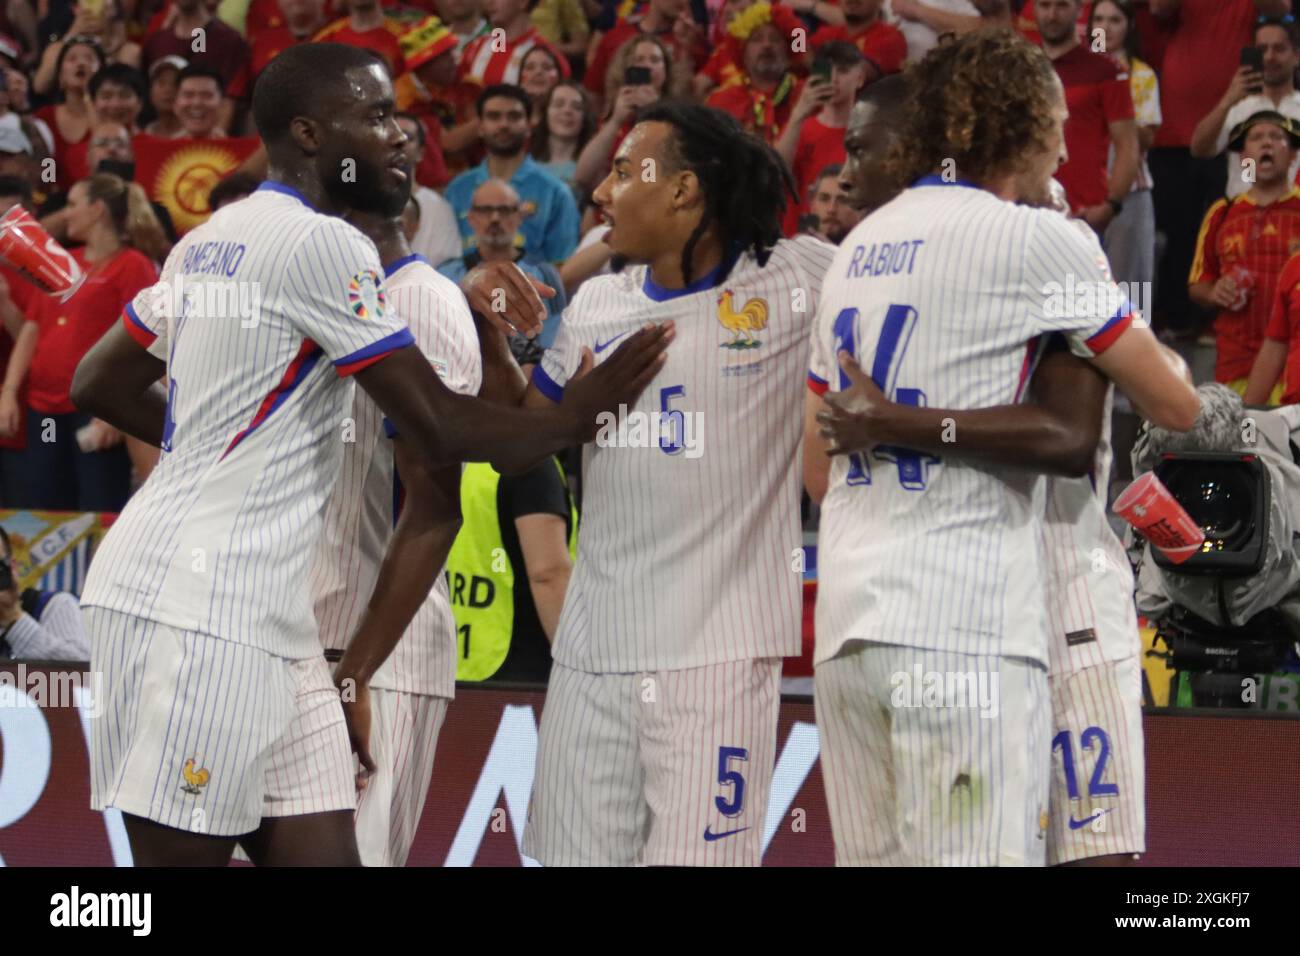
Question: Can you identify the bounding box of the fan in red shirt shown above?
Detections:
[705,1,806,145]
[142,0,251,102]
[313,0,408,76]
[1190,112,1300,390]
[585,0,706,112]
[458,0,569,88]
[809,0,905,82]
[0,183,39,495]
[0,174,165,512]
[776,40,866,235]
[1244,250,1300,404]
[392,16,465,187]
[1037,0,1138,232]
[249,0,330,82]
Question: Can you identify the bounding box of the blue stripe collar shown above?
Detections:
[258,181,316,209]
[912,173,981,190]
[642,246,741,302]
[385,252,430,277]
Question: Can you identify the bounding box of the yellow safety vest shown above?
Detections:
[449,459,577,681]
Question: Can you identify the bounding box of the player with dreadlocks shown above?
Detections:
[473,100,834,866]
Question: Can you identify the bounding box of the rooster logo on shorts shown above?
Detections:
[180,758,211,795]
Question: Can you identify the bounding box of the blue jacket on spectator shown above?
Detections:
[444,157,581,263]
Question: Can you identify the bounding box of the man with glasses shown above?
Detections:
[439,177,567,356]
[443,84,580,262]
[1192,14,1300,199]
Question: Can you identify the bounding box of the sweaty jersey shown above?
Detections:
[535,235,836,673]
[81,182,414,660]
[809,177,1136,667]
[310,254,482,698]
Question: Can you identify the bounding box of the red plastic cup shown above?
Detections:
[0,205,84,301]
[1112,472,1205,565]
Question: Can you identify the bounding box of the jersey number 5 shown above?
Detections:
[831,303,939,491]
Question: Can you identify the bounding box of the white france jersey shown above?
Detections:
[81,182,414,661]
[1042,381,1141,676]
[310,254,481,698]
[809,177,1137,667]
[535,235,836,673]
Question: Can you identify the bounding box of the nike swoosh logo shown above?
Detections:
[594,330,633,353]
[1068,809,1113,830]
[702,826,750,842]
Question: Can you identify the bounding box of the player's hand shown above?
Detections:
[794,77,834,121]
[1210,276,1240,309]
[613,84,657,124]
[816,351,891,454]
[462,260,554,340]
[336,675,377,790]
[560,322,675,442]
[1225,65,1264,105]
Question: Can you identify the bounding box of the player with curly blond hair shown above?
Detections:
[804,29,1199,866]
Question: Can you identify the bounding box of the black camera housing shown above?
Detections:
[1151,451,1269,575]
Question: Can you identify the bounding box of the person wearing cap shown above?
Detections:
[1190,110,1300,399]
[144,55,185,138]
[1191,15,1300,202]
[248,0,328,84]
[808,0,906,81]
[396,15,484,178]
[704,2,806,145]
[313,0,407,76]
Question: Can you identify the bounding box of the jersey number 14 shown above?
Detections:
[832,303,939,491]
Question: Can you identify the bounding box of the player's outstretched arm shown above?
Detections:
[1086,325,1200,430]
[333,438,463,777]
[816,349,1106,478]
[70,322,168,447]
[354,323,673,475]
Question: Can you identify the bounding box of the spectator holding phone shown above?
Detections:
[775,41,866,235]
[1191,16,1300,200]
[573,35,681,192]
[0,526,90,662]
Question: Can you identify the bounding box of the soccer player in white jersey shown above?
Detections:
[308,190,484,867]
[802,29,1200,866]
[475,100,836,866]
[814,81,1155,868]
[69,43,671,867]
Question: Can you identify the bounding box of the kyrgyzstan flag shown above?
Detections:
[133,134,260,236]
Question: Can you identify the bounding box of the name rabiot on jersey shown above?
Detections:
[809,176,1138,667]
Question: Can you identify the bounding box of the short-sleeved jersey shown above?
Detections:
[310,255,482,698]
[80,182,415,660]
[1189,189,1300,382]
[534,235,836,673]
[808,177,1136,667]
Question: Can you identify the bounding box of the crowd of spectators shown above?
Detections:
[0,0,1298,518]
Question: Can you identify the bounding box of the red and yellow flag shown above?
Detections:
[133,134,261,236]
